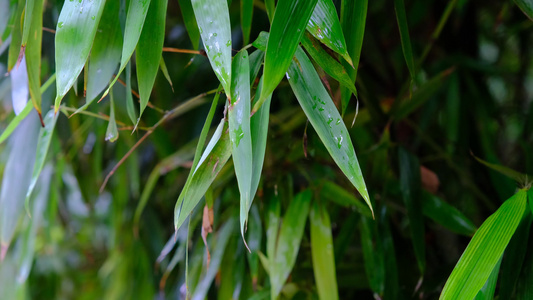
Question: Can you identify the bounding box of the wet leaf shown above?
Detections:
[136,0,167,119]
[54,0,106,112]
[440,190,528,300]
[307,0,352,65]
[310,201,338,300]
[394,0,416,82]
[514,0,533,20]
[255,0,318,113]
[23,0,44,119]
[84,0,122,107]
[241,0,253,45]
[270,190,311,300]
[178,0,200,48]
[228,50,254,241]
[287,46,372,215]
[192,0,232,93]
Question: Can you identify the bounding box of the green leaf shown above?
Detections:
[421,190,477,236]
[265,0,275,23]
[250,77,271,201]
[319,180,372,217]
[136,0,167,120]
[398,147,425,273]
[54,0,106,112]
[270,189,312,300]
[192,0,232,93]
[228,50,254,242]
[178,0,200,49]
[0,73,55,145]
[24,110,58,215]
[85,0,123,106]
[125,62,137,125]
[307,0,352,65]
[394,0,416,81]
[254,0,319,113]
[360,214,385,295]
[99,0,152,102]
[472,153,530,186]
[266,193,281,267]
[252,31,268,51]
[241,0,253,45]
[105,91,119,143]
[174,119,232,232]
[159,57,174,91]
[514,0,533,20]
[246,205,262,285]
[7,0,24,71]
[301,32,357,97]
[287,46,372,215]
[23,0,44,119]
[440,190,528,300]
[340,0,367,81]
[310,201,339,300]
[474,256,502,300]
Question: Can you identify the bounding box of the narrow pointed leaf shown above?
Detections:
[246,205,262,285]
[360,214,385,294]
[270,190,311,299]
[266,193,281,263]
[7,0,24,71]
[174,119,232,232]
[440,190,528,300]
[472,153,529,185]
[192,0,232,93]
[394,0,416,81]
[310,201,339,300]
[307,0,352,65]
[319,180,372,216]
[136,0,167,119]
[255,0,318,113]
[301,32,357,96]
[159,57,174,91]
[178,0,200,49]
[105,92,119,142]
[250,77,271,201]
[100,0,152,101]
[24,0,44,117]
[125,62,137,125]
[229,50,254,239]
[340,0,367,114]
[265,0,275,23]
[422,191,476,236]
[514,0,533,20]
[85,0,123,106]
[21,0,36,46]
[287,47,372,214]
[241,0,253,45]
[24,110,58,214]
[398,147,425,273]
[54,0,106,112]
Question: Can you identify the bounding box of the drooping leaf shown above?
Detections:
[270,190,312,300]
[265,0,275,23]
[398,147,425,273]
[178,0,200,48]
[125,62,137,125]
[7,0,24,71]
[24,110,58,215]
[105,91,119,142]
[192,0,232,93]
[514,0,533,20]
[23,0,44,120]
[301,32,357,97]
[287,46,373,215]
[310,201,339,300]
[307,0,352,65]
[174,119,232,232]
[440,190,528,300]
[255,0,319,113]
[54,0,106,112]
[421,190,476,236]
[228,50,254,241]
[136,0,167,120]
[394,0,416,82]
[241,0,254,45]
[159,57,174,91]
[84,0,123,107]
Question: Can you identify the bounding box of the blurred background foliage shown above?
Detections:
[0,0,533,299]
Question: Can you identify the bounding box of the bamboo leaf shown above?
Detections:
[422,190,476,236]
[246,205,262,285]
[228,50,254,241]
[54,0,106,112]
[474,256,502,300]
[255,0,319,113]
[310,201,339,300]
[340,0,367,115]
[24,110,58,215]
[159,57,174,91]
[192,0,232,93]
[287,46,373,215]
[301,32,357,97]
[514,0,533,20]
[394,0,416,81]
[265,0,275,23]
[178,0,200,48]
[174,119,232,232]
[360,214,385,295]
[136,0,167,120]
[105,92,119,142]
[7,0,23,71]
[241,0,254,45]
[23,0,44,119]
[440,190,528,300]
[472,153,530,185]
[270,190,312,300]
[84,0,123,107]
[398,147,425,273]
[307,0,352,65]
[125,62,137,125]
[319,180,372,217]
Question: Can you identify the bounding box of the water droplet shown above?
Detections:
[312,103,317,110]
[318,107,324,111]
[213,33,217,37]
[327,117,333,125]
[226,40,231,47]
[91,15,95,20]
[199,27,203,34]
[234,126,244,147]
[58,22,64,28]
[336,118,341,125]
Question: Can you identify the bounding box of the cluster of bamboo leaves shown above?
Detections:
[1,0,533,298]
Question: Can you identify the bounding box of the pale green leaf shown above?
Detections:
[24,0,44,119]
